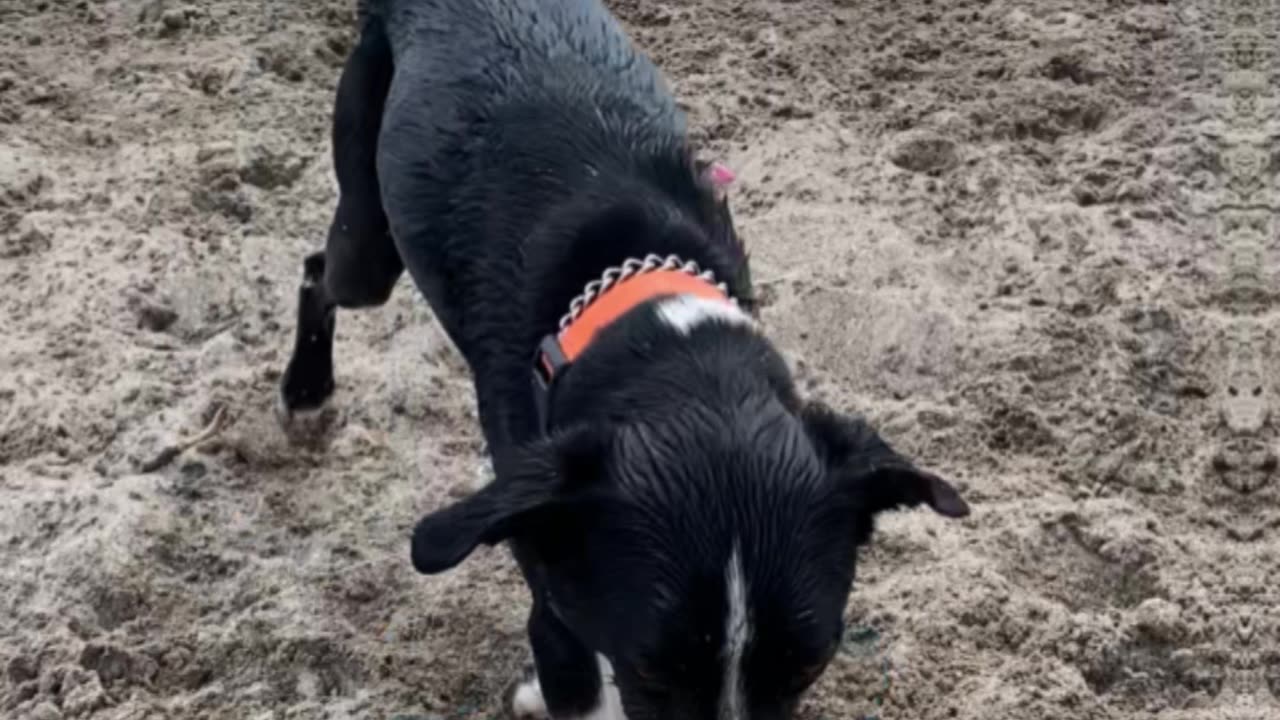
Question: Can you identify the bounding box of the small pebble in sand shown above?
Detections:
[27,702,62,720]
[1,217,51,258]
[196,141,235,164]
[1132,597,1185,643]
[160,8,189,34]
[136,301,179,332]
[889,131,959,174]
[239,142,309,190]
[7,655,38,684]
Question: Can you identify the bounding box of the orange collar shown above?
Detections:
[531,259,735,432]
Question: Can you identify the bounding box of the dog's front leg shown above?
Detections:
[512,602,627,720]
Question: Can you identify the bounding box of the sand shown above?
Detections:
[1,0,1276,718]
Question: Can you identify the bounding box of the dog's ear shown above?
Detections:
[410,425,609,574]
[801,402,969,521]
[693,160,753,313]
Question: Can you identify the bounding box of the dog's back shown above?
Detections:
[374,0,680,118]
[362,0,742,447]
[283,0,747,446]
[368,0,690,255]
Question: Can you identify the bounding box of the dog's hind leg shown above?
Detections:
[279,14,400,418]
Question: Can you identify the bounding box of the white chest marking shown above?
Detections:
[720,543,751,720]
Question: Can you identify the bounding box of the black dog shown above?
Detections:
[279,1,971,718]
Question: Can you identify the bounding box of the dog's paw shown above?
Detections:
[278,354,335,415]
[274,386,338,441]
[470,456,497,492]
[503,666,550,720]
[513,678,549,719]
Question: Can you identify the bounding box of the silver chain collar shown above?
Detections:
[556,253,739,332]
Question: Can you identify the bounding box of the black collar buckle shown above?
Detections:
[531,334,570,435]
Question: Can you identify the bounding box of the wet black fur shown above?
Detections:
[279,1,969,718]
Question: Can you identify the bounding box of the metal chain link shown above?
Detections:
[557,254,737,332]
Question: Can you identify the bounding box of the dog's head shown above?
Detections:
[411,400,967,719]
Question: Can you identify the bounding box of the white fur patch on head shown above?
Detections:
[720,543,751,720]
[656,294,752,336]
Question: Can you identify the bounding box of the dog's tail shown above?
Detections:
[342,0,394,126]
[353,0,391,54]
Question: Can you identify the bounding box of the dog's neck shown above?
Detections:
[539,299,804,479]
[495,156,777,445]
[518,157,751,339]
[514,171,751,418]
[531,255,752,432]
[526,239,797,440]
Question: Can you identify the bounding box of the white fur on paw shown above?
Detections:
[512,678,550,719]
[275,390,327,424]
[470,457,496,491]
[591,654,629,720]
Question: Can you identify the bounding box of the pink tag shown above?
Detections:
[708,162,736,187]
